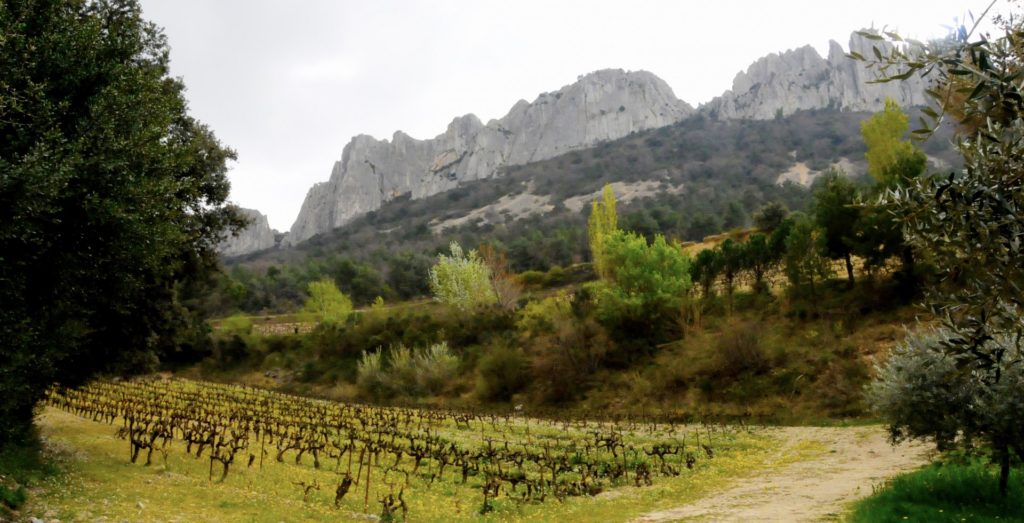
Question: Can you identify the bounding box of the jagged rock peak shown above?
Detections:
[702,31,929,120]
[218,207,278,257]
[286,69,693,245]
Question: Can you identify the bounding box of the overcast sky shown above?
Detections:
[139,0,1003,231]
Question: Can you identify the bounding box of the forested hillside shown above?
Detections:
[211,108,957,315]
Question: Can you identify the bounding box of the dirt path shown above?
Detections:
[632,426,930,522]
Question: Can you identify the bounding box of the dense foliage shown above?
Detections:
[428,242,496,311]
[587,184,618,280]
[590,230,692,356]
[860,17,1024,377]
[302,278,354,324]
[209,108,959,317]
[869,327,1024,496]
[857,10,1024,497]
[0,0,242,444]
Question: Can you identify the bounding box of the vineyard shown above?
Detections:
[36,378,785,522]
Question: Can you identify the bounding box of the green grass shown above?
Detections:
[0,434,60,517]
[23,404,817,522]
[848,458,1024,522]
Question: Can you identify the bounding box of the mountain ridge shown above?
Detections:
[220,29,933,257]
[283,68,693,246]
[700,32,928,119]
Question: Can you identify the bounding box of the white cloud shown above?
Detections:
[289,57,360,84]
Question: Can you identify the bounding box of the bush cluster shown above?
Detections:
[356,342,459,399]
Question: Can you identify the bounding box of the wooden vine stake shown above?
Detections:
[363,450,372,512]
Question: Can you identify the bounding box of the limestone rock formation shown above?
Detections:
[286,69,694,244]
[703,31,929,120]
[218,208,278,257]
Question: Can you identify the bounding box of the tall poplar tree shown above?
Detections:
[587,184,619,280]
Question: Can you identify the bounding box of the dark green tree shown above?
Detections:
[386,252,432,299]
[590,230,692,360]
[326,256,391,305]
[856,101,927,275]
[859,16,1024,496]
[783,215,832,298]
[768,216,796,260]
[812,169,859,285]
[685,213,722,241]
[691,247,722,299]
[753,201,789,233]
[722,201,748,230]
[0,0,243,444]
[742,234,774,293]
[717,239,745,303]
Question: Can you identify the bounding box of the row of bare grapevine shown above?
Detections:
[45,378,754,520]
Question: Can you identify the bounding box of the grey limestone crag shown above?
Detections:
[218,208,278,257]
[285,69,694,244]
[702,32,929,120]
[238,30,932,254]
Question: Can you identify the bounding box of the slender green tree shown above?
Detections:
[743,234,774,293]
[861,98,927,188]
[691,248,723,299]
[587,184,618,280]
[717,239,744,304]
[783,215,832,297]
[857,99,926,274]
[812,169,860,285]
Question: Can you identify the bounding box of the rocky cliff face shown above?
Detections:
[286,69,694,244]
[219,208,278,257]
[260,31,932,250]
[702,32,929,120]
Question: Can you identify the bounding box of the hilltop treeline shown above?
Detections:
[208,108,955,316]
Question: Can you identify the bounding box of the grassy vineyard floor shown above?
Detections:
[24,406,816,523]
[848,458,1024,523]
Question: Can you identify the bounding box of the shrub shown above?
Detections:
[525,312,610,404]
[715,321,770,377]
[261,352,286,370]
[381,344,417,395]
[212,335,250,370]
[414,342,459,395]
[475,344,530,401]
[0,484,26,511]
[517,292,574,338]
[262,334,301,354]
[428,241,496,311]
[355,350,387,398]
[220,313,253,337]
[518,270,547,288]
[0,438,57,513]
[545,265,567,286]
[868,326,1024,496]
[357,343,460,399]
